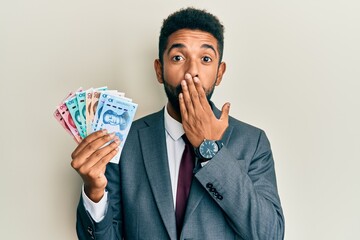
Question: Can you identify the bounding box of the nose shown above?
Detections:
[186,59,199,78]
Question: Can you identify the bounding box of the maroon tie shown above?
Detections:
[175,135,195,237]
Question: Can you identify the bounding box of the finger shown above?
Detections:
[78,137,120,172]
[220,102,231,121]
[79,132,116,159]
[181,77,195,116]
[185,74,202,111]
[85,146,120,181]
[72,129,108,158]
[179,93,188,120]
[71,132,116,169]
[92,145,120,171]
[193,76,212,112]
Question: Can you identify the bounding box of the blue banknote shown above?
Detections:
[96,96,138,163]
[92,91,117,133]
[92,91,128,133]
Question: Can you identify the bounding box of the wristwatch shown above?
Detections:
[194,139,224,161]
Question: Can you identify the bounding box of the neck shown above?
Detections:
[166,102,182,123]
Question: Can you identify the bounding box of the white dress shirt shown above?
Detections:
[82,106,185,222]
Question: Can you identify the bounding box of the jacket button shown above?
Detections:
[217,195,223,200]
[206,183,213,189]
[87,227,93,236]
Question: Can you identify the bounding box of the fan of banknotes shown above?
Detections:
[53,86,138,164]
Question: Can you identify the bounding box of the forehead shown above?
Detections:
[166,29,218,51]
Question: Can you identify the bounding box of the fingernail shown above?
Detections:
[194,77,199,83]
[185,73,191,79]
[181,80,186,86]
[102,129,108,134]
[109,132,115,138]
[114,137,120,143]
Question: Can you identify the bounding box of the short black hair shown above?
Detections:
[158,7,225,64]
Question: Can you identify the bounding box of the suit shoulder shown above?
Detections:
[228,115,265,136]
[227,116,272,154]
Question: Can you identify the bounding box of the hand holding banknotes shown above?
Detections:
[70,130,120,202]
[54,86,138,201]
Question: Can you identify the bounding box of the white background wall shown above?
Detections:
[1,1,359,239]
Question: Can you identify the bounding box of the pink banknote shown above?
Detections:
[57,103,82,143]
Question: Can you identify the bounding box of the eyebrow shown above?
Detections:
[201,44,217,57]
[166,43,218,57]
[167,43,185,56]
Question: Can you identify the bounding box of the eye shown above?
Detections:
[172,55,184,62]
[202,56,212,63]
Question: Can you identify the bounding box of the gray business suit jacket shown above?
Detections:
[76,104,285,240]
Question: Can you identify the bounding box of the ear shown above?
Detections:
[154,59,163,84]
[215,62,226,86]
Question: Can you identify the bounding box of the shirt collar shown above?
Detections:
[164,106,184,141]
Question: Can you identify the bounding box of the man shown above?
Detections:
[71,7,285,240]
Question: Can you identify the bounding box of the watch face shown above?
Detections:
[199,140,219,159]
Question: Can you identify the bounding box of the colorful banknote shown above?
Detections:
[85,88,94,134]
[57,102,82,143]
[65,96,87,139]
[76,91,87,137]
[95,96,138,163]
[92,91,127,133]
[53,86,138,164]
[54,89,82,143]
[89,87,108,133]
[53,109,75,141]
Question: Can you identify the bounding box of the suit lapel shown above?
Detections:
[139,110,177,239]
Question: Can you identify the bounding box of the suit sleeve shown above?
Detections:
[76,162,122,240]
[195,130,285,240]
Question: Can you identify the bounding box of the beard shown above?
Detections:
[163,72,216,116]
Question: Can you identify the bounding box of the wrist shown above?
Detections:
[84,185,105,203]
